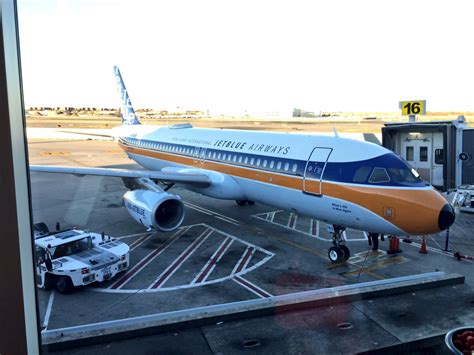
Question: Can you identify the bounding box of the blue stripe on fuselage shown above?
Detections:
[119,137,426,188]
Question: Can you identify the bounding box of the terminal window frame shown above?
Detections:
[434,148,444,165]
[419,146,428,162]
[406,146,414,161]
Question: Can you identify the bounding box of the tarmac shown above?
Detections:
[28,137,474,354]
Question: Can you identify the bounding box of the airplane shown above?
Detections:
[30,66,456,263]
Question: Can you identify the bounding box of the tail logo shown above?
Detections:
[113,66,141,125]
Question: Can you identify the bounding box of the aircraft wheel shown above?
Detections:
[340,245,350,261]
[236,200,248,206]
[55,276,73,294]
[328,246,345,263]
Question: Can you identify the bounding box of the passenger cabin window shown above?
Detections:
[270,161,275,169]
[420,146,428,162]
[250,158,254,165]
[292,163,297,173]
[369,168,391,183]
[238,156,243,163]
[435,149,444,165]
[277,162,282,170]
[256,159,261,166]
[406,146,414,161]
[244,157,249,164]
[284,162,289,171]
[263,160,267,168]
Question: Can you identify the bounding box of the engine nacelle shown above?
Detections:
[123,189,185,232]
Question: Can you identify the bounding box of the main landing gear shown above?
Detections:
[327,225,350,263]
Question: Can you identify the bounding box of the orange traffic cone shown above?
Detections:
[419,237,428,254]
[387,236,402,254]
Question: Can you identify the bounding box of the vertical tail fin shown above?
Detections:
[113,66,141,125]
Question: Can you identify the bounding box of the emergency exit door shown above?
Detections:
[303,147,332,195]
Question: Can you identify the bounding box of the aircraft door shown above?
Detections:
[303,147,332,195]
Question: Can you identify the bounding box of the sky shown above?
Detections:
[17,0,474,114]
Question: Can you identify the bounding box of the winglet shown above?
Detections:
[333,127,339,138]
[113,66,141,125]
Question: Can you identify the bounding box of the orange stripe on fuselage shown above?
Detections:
[120,143,446,235]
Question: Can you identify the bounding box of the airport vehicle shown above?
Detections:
[30,67,456,263]
[34,222,129,293]
[452,185,474,213]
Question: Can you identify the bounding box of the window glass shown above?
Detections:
[369,167,390,183]
[292,163,297,173]
[222,153,227,160]
[233,155,237,162]
[420,146,428,162]
[388,168,419,183]
[435,149,444,165]
[256,159,261,166]
[353,167,371,183]
[406,146,414,161]
[250,158,254,165]
[284,162,289,171]
[244,157,249,164]
[270,161,275,169]
[263,160,267,168]
[238,156,243,163]
[277,162,282,170]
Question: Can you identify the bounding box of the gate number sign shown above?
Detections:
[399,100,426,115]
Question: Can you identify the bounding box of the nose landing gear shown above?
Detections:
[327,225,350,263]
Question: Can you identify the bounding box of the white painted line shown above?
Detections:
[91,251,275,294]
[109,227,188,290]
[234,276,273,298]
[129,233,153,251]
[192,237,235,285]
[185,202,241,223]
[149,228,213,289]
[116,232,151,241]
[41,291,55,332]
[271,211,277,222]
[214,215,241,226]
[292,214,298,229]
[255,213,330,242]
[232,247,256,275]
[184,203,213,216]
[90,223,275,293]
[232,246,251,275]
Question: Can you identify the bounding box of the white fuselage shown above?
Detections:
[117,124,448,236]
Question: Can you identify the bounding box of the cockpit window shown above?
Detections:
[387,167,419,183]
[353,167,371,183]
[369,168,390,183]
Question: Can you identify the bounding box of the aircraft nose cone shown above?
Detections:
[438,203,455,230]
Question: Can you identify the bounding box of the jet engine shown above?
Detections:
[123,189,185,232]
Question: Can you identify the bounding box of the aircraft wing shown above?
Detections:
[30,165,212,188]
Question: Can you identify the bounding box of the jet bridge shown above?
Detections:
[382,116,473,191]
